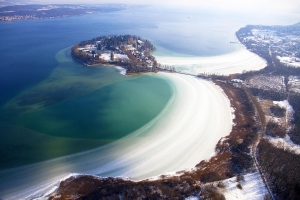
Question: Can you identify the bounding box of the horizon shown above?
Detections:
[1,0,300,14]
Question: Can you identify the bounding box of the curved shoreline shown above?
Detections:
[0,73,233,199]
[1,33,266,200]
[1,37,267,200]
[154,45,267,75]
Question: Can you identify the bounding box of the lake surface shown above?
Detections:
[0,46,173,169]
[0,4,299,199]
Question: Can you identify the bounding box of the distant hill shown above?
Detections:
[0,4,143,21]
[293,22,300,26]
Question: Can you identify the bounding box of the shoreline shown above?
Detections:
[154,45,267,75]
[0,73,234,199]
[0,28,278,198]
[1,41,269,198]
[45,73,258,199]
[73,56,153,76]
[2,41,267,198]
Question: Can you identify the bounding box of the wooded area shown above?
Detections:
[288,94,300,144]
[258,139,300,200]
[71,35,159,73]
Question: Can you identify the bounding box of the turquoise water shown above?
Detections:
[0,5,298,170]
[15,73,171,140]
[0,47,172,169]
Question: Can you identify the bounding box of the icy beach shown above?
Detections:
[155,47,267,75]
[0,73,233,199]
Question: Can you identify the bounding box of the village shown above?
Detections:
[237,22,300,68]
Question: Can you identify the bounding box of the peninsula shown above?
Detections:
[71,35,166,74]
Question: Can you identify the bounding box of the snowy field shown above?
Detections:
[99,53,111,61]
[288,76,300,93]
[267,100,299,155]
[99,53,128,61]
[223,172,268,200]
[246,75,286,92]
[114,53,129,60]
[155,47,267,75]
[251,29,277,37]
[0,73,234,200]
[277,56,300,68]
[268,135,300,155]
[273,100,294,125]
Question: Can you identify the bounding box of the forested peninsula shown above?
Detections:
[71,35,172,74]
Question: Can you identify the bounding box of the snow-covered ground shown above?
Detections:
[247,75,285,92]
[258,98,300,160]
[251,29,276,37]
[267,100,297,153]
[154,47,267,75]
[99,53,111,61]
[288,76,300,93]
[277,56,300,68]
[0,73,234,200]
[100,53,128,61]
[273,100,294,125]
[185,196,199,200]
[223,172,268,200]
[268,135,300,155]
[114,53,129,60]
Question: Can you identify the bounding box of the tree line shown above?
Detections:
[288,93,300,144]
[258,139,300,200]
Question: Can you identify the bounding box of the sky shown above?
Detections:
[1,0,300,13]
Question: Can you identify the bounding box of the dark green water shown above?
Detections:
[0,47,172,169]
[16,73,171,140]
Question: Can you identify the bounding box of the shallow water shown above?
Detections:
[0,73,234,200]
[0,47,172,169]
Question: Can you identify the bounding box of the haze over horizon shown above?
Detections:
[1,0,300,13]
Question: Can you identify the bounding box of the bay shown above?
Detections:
[0,46,172,169]
[0,4,299,199]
